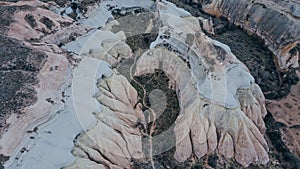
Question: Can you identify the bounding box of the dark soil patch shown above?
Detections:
[0,154,8,169]
[0,5,17,35]
[40,16,54,30]
[132,147,195,169]
[24,14,37,28]
[264,112,300,169]
[110,11,159,52]
[132,69,179,136]
[0,35,46,72]
[131,69,183,168]
[0,35,47,116]
[126,33,159,52]
[0,71,38,115]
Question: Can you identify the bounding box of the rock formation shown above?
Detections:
[134,47,269,167]
[66,1,270,168]
[65,72,144,169]
[199,0,300,70]
[137,1,268,167]
[2,0,298,168]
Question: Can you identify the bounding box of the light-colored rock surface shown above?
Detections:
[0,0,280,168]
[5,57,115,169]
[72,57,113,131]
[0,1,86,168]
[200,0,300,70]
[64,0,270,168]
[0,1,74,160]
[65,72,143,169]
[135,48,268,167]
[79,0,155,28]
[0,47,70,156]
[65,30,132,65]
[152,1,264,110]
[0,0,151,167]
[9,10,68,40]
[134,1,268,166]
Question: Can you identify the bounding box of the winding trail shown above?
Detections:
[129,50,157,169]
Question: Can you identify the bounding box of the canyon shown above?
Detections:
[0,0,299,169]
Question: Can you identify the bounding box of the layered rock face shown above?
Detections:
[199,0,300,70]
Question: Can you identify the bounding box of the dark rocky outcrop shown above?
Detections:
[0,6,17,35]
